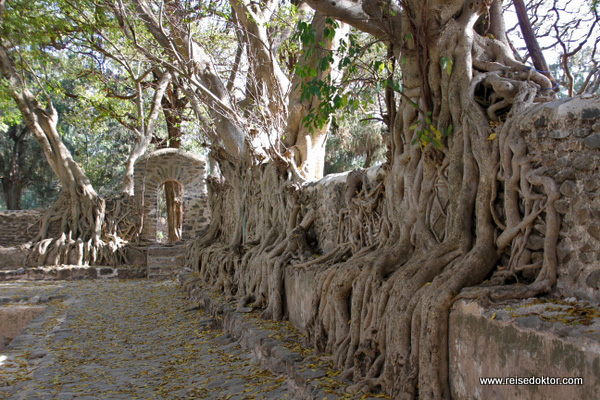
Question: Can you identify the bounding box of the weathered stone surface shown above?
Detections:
[554,156,570,168]
[586,270,600,289]
[581,107,600,120]
[134,149,210,242]
[572,154,595,170]
[588,222,600,241]
[449,300,600,400]
[553,199,570,214]
[123,246,146,266]
[0,247,26,269]
[0,265,146,281]
[533,116,547,128]
[549,129,570,139]
[580,252,596,263]
[0,306,46,342]
[554,167,576,183]
[284,266,318,329]
[584,134,600,150]
[574,128,592,138]
[560,180,577,197]
[556,241,574,264]
[584,177,600,192]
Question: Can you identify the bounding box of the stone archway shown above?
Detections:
[134,149,210,242]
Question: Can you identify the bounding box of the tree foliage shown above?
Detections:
[2,2,599,399]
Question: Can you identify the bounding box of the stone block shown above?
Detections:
[586,270,600,289]
[549,130,570,139]
[581,107,600,120]
[560,181,577,197]
[0,306,46,341]
[583,134,600,150]
[449,300,600,400]
[0,247,27,269]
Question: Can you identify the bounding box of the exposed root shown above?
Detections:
[182,2,564,399]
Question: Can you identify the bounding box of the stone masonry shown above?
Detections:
[299,95,600,304]
[0,210,44,247]
[516,96,600,302]
[134,148,210,242]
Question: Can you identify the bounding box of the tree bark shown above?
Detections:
[512,0,557,88]
[184,1,562,399]
[0,124,27,209]
[164,180,182,242]
[283,12,349,180]
[121,70,172,196]
[159,80,186,242]
[0,41,111,265]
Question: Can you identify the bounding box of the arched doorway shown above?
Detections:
[134,149,210,242]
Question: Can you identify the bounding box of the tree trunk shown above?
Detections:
[185,1,562,399]
[512,0,557,89]
[158,80,186,242]
[2,179,22,210]
[283,12,349,180]
[164,180,182,242]
[0,124,27,209]
[0,42,115,265]
[121,70,172,196]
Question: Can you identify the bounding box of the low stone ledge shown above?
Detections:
[0,306,46,349]
[449,298,600,399]
[0,246,27,269]
[284,265,600,398]
[179,273,385,400]
[0,265,146,281]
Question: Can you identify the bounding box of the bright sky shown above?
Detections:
[503,0,599,66]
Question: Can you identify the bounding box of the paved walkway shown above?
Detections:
[0,280,296,399]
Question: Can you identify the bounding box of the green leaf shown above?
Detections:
[444,124,453,136]
[317,57,330,71]
[440,57,453,75]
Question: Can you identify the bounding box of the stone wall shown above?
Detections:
[0,210,43,246]
[299,95,600,304]
[301,166,383,254]
[517,96,600,301]
[449,299,600,399]
[134,149,210,242]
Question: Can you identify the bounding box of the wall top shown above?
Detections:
[135,148,206,166]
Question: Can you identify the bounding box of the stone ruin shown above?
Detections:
[0,98,599,399]
[0,148,210,268]
[133,148,210,242]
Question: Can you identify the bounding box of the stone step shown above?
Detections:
[147,244,186,258]
[147,273,173,280]
[146,264,181,280]
[145,244,186,280]
[147,256,185,269]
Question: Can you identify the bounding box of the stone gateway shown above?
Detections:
[133,149,210,242]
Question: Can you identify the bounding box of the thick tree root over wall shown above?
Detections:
[184,2,571,399]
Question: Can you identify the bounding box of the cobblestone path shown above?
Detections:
[0,280,296,399]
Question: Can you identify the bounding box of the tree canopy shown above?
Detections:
[1,1,599,399]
